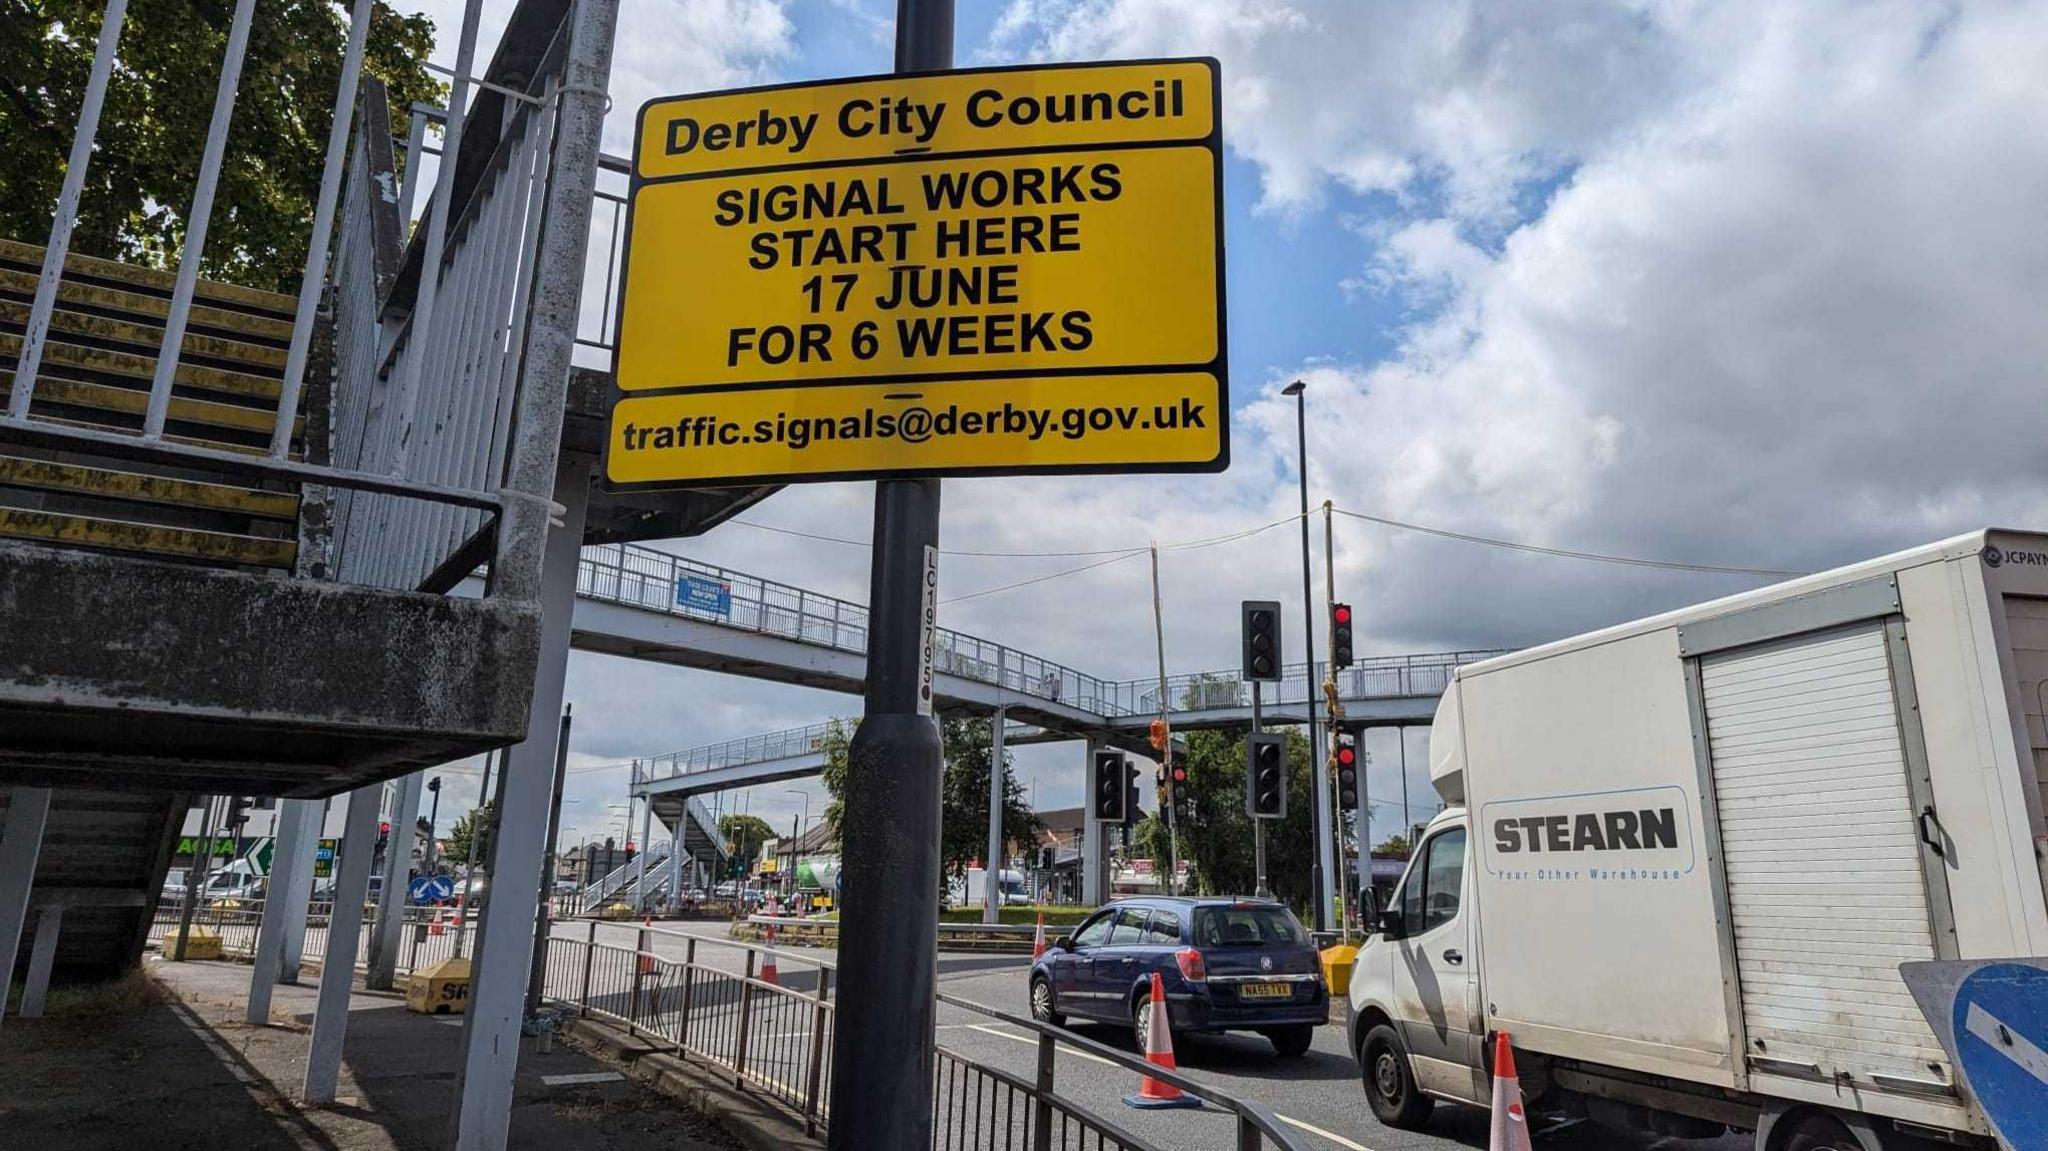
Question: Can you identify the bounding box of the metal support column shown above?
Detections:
[527,705,574,1018]
[1081,742,1104,906]
[367,770,425,989]
[985,705,1006,924]
[638,798,653,906]
[278,799,323,982]
[304,782,382,1104]
[6,0,127,418]
[0,788,52,1028]
[249,796,318,1022]
[825,14,953,1143]
[448,456,591,1151]
[825,0,951,1116]
[143,0,258,438]
[19,906,63,1018]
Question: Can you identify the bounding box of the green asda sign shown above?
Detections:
[177,835,237,858]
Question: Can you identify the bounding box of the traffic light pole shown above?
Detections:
[1251,682,1270,900]
[827,7,952,1135]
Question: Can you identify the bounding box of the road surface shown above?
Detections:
[554,921,1748,1151]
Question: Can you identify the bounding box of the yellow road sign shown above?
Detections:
[607,371,1224,485]
[608,58,1226,487]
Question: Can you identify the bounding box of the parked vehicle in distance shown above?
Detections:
[1349,529,2048,1150]
[1029,896,1327,1057]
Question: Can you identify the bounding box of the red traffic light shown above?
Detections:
[1335,745,1356,766]
[1171,765,1188,783]
[1333,604,1351,624]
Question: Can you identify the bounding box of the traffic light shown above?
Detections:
[1169,761,1194,824]
[1124,763,1140,826]
[1241,600,1282,682]
[1335,731,1360,810]
[1245,732,1287,818]
[222,795,250,832]
[1039,845,1056,870]
[1092,749,1126,822]
[1331,603,1354,669]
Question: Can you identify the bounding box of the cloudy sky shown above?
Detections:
[388,0,2048,857]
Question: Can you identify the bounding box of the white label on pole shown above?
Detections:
[918,545,939,717]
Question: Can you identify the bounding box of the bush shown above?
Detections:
[938,904,1095,927]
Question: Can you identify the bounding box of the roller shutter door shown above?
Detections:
[1700,624,1947,1086]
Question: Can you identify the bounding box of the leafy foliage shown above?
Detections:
[1373,833,1413,861]
[445,800,493,864]
[0,0,441,292]
[818,714,1043,881]
[718,814,778,866]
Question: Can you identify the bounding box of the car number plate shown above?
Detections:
[1239,981,1292,1000]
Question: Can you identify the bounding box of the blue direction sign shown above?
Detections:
[1954,963,2048,1147]
[675,573,732,616]
[1902,958,2048,1151]
[410,874,455,905]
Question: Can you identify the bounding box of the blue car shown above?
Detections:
[1027,896,1327,1057]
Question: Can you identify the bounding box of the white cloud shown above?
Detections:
[987,0,1685,218]
[405,0,2048,851]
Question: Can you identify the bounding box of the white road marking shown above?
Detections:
[1275,1112,1376,1151]
[959,1023,1377,1151]
[1964,1002,2048,1084]
[965,1023,1119,1068]
[542,1072,626,1087]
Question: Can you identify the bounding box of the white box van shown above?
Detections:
[1348,529,2048,1150]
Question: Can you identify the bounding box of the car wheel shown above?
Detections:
[1029,976,1064,1027]
[1360,1023,1433,1129]
[1132,993,1174,1053]
[1780,1114,1859,1151]
[1266,1024,1314,1058]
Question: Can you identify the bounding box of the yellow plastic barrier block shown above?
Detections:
[182,928,224,961]
[406,956,471,1015]
[1319,944,1358,998]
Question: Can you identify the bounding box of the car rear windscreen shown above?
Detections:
[1193,906,1304,947]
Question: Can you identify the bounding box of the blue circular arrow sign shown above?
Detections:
[1952,962,2048,1148]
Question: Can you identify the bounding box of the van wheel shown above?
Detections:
[1360,1023,1433,1129]
[1265,1024,1314,1058]
[1029,976,1064,1027]
[1780,1114,1859,1151]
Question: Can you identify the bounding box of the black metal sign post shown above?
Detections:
[825,6,953,1146]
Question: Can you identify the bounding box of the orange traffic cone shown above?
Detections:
[1122,972,1200,1110]
[637,920,654,975]
[428,907,446,937]
[760,922,780,987]
[1489,1031,1534,1151]
[1032,912,1048,960]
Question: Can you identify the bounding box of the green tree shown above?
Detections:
[444,800,493,864]
[818,715,1042,884]
[718,813,777,867]
[938,716,1043,883]
[1372,833,1413,861]
[1,1,440,292]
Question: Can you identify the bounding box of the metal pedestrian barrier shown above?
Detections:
[146,905,1312,1149]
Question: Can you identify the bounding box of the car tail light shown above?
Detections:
[1175,947,1206,983]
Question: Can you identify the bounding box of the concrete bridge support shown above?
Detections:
[448,454,592,1150]
[304,781,381,1103]
[0,786,52,1029]
[367,770,424,989]
[247,797,318,1023]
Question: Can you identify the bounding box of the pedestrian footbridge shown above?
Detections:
[541,542,1507,807]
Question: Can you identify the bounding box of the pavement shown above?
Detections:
[0,954,740,1151]
[561,919,1749,1151]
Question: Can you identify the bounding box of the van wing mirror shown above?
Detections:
[1377,908,1406,940]
[1053,936,1074,951]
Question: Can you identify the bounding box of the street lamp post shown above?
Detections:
[423,776,442,875]
[1281,379,1334,933]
